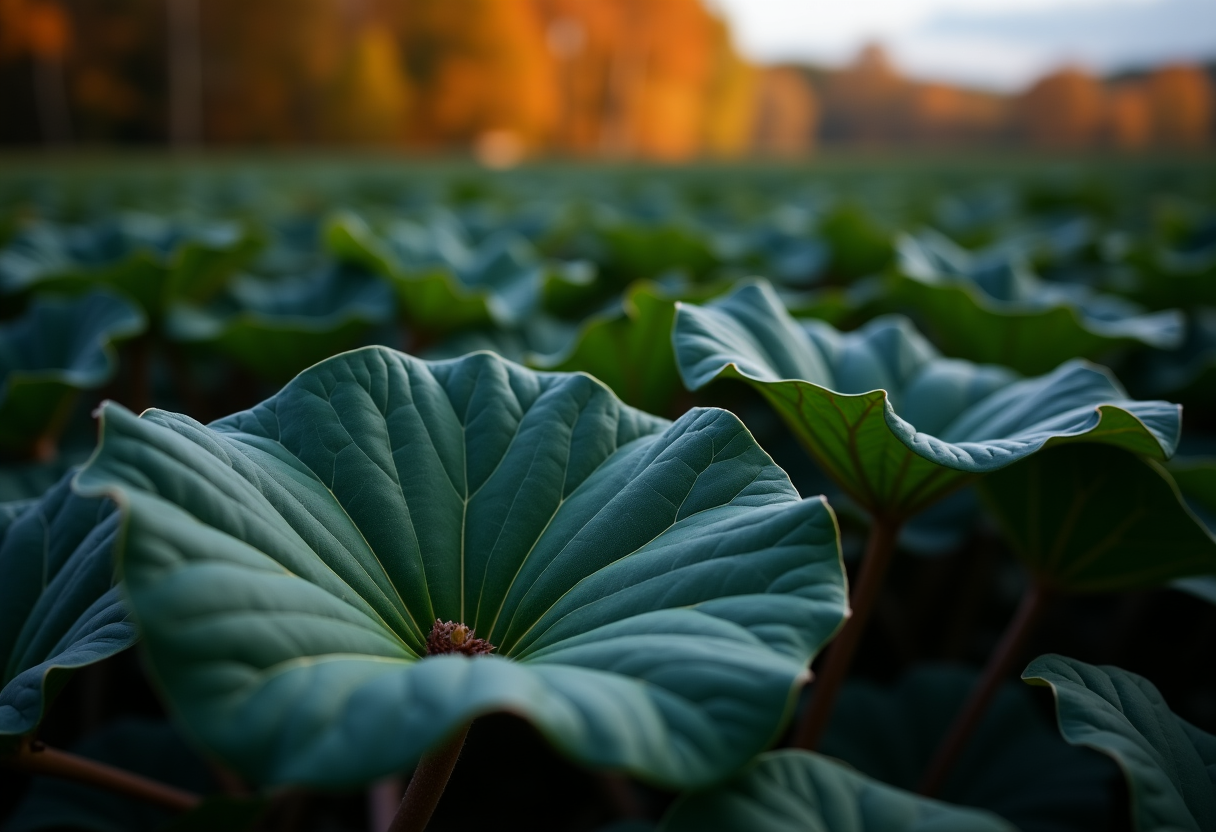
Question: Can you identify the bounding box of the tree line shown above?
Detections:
[1,0,1212,156]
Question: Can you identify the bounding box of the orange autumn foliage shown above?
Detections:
[1107,84,1152,150]
[396,0,558,149]
[1019,67,1106,149]
[1,0,69,58]
[753,67,817,157]
[1147,64,1213,148]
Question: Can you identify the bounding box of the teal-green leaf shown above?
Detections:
[978,445,1216,592]
[820,665,1119,832]
[674,279,1179,518]
[0,471,135,746]
[658,750,1016,832]
[0,290,146,456]
[892,230,1183,376]
[1023,655,1216,832]
[75,347,848,789]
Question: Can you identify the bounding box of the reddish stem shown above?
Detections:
[3,738,201,812]
[387,724,470,832]
[794,518,902,750]
[918,581,1052,796]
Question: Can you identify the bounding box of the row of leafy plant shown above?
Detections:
[1,161,1214,832]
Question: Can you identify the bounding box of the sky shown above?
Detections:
[707,0,1216,91]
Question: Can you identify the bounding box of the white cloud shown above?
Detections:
[706,0,1208,90]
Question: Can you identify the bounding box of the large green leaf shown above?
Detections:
[0,291,146,456]
[820,665,1119,832]
[1023,655,1216,832]
[978,445,1216,592]
[75,347,849,789]
[0,472,135,747]
[674,280,1179,518]
[325,212,544,332]
[164,265,394,382]
[659,750,1015,832]
[892,231,1183,376]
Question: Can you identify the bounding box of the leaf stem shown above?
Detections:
[918,581,1051,797]
[388,723,471,832]
[3,738,201,812]
[794,517,902,750]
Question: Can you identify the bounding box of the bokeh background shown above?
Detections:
[1,0,1213,159]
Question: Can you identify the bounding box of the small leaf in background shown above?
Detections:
[820,665,1119,832]
[978,444,1216,592]
[0,471,136,746]
[1023,655,1216,832]
[532,280,725,417]
[0,290,145,457]
[165,264,394,382]
[892,230,1183,376]
[659,750,1016,832]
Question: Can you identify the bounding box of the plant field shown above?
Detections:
[1,158,1214,831]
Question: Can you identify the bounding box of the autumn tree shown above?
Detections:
[700,12,756,158]
[1147,64,1213,148]
[820,43,908,146]
[394,0,558,151]
[1,0,72,142]
[1106,83,1152,150]
[752,67,817,157]
[1018,66,1106,149]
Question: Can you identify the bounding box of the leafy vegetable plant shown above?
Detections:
[1,163,1214,832]
[72,347,848,827]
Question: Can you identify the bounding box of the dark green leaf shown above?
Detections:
[531,281,715,416]
[0,472,136,746]
[0,291,145,456]
[164,265,393,382]
[821,665,1119,832]
[325,212,542,331]
[1023,655,1216,832]
[978,445,1216,592]
[659,750,1015,832]
[892,231,1182,376]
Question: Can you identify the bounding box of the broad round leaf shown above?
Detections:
[979,445,1216,592]
[1023,655,1216,832]
[659,750,1016,832]
[892,230,1182,375]
[0,290,146,455]
[0,471,135,747]
[76,347,848,788]
[674,280,1179,518]
[820,665,1119,832]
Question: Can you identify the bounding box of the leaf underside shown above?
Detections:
[674,280,1179,518]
